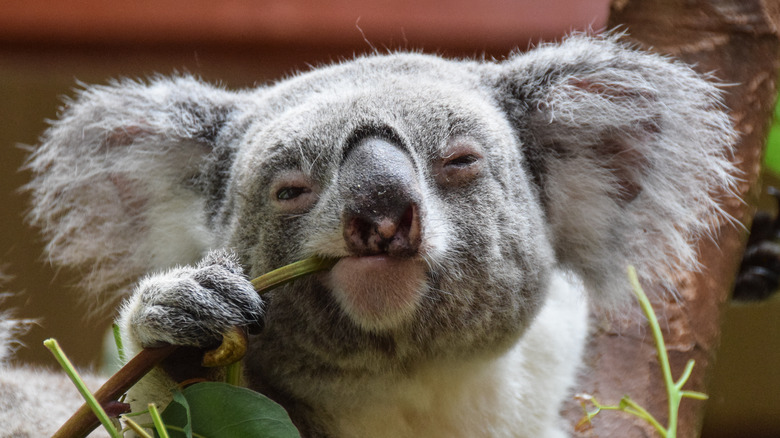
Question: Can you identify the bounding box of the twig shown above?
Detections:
[44,338,122,438]
[123,417,154,438]
[578,267,708,437]
[51,255,337,437]
[148,403,169,438]
[51,344,177,438]
[627,266,708,438]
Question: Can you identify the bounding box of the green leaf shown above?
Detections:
[160,382,300,438]
[160,389,193,438]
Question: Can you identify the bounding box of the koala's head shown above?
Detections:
[214,60,556,374]
[26,35,737,371]
[226,60,551,339]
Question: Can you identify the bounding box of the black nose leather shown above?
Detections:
[339,137,422,257]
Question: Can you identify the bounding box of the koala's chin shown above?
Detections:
[326,256,429,331]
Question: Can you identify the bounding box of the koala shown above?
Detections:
[14,34,737,437]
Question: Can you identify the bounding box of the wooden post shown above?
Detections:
[564,1,780,436]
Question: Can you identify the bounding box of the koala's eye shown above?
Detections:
[435,137,484,186]
[445,153,480,168]
[270,171,318,212]
[276,186,310,200]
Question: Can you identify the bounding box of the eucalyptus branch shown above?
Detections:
[577,394,666,436]
[250,256,337,290]
[578,266,708,437]
[123,417,154,438]
[148,403,169,438]
[44,339,123,438]
[51,255,337,438]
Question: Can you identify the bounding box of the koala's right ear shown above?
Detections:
[25,77,253,302]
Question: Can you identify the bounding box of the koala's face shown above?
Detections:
[227,58,553,375]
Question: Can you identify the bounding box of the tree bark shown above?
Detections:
[563,1,780,437]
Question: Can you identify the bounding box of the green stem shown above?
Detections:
[251,256,337,294]
[43,338,122,438]
[579,268,708,437]
[675,360,696,391]
[149,403,169,438]
[620,396,667,437]
[627,266,678,438]
[681,390,709,400]
[226,360,242,386]
[112,323,127,364]
[124,417,154,438]
[585,396,667,437]
[158,425,209,438]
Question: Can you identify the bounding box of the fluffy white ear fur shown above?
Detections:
[24,77,251,304]
[489,35,739,304]
[0,310,33,366]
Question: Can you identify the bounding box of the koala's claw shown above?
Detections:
[124,250,263,350]
[202,326,249,367]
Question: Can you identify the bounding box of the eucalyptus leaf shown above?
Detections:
[160,382,300,438]
[160,389,192,438]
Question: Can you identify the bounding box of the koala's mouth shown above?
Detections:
[325,255,427,331]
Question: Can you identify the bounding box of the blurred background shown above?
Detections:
[0,1,776,437]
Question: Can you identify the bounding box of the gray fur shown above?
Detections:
[0,282,111,436]
[9,34,736,437]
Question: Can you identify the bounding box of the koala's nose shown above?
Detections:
[340,137,422,258]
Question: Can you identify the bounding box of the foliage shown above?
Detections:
[576,266,708,438]
[762,96,780,175]
[44,257,335,437]
[159,383,300,438]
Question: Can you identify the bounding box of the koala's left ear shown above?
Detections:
[484,34,739,304]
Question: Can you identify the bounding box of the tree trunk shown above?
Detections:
[564,1,780,437]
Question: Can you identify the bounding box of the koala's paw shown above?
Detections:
[121,250,263,349]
